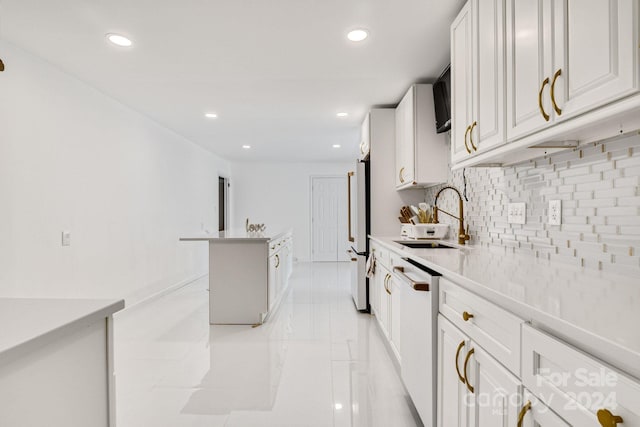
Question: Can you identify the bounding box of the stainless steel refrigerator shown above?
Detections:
[347,159,369,311]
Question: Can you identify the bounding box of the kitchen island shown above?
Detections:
[180,229,293,325]
[0,298,124,427]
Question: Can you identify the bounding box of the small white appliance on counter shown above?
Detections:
[400,223,449,240]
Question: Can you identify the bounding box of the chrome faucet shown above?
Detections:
[433,186,470,245]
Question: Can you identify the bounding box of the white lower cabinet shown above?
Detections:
[521,325,640,426]
[389,273,402,362]
[468,343,521,427]
[438,278,640,427]
[438,315,521,427]
[375,264,392,340]
[438,314,471,427]
[519,389,571,427]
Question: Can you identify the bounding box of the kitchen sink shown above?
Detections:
[394,241,456,249]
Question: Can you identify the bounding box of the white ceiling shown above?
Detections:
[0,0,464,162]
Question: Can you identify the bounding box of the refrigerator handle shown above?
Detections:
[347,171,355,242]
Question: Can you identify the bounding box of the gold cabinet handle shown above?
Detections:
[517,401,532,427]
[597,409,624,426]
[384,274,391,295]
[399,167,405,183]
[551,68,562,116]
[463,347,475,393]
[393,266,429,291]
[468,121,478,151]
[462,311,474,321]
[455,340,466,384]
[463,125,471,154]
[275,254,280,268]
[538,77,550,121]
[347,171,354,242]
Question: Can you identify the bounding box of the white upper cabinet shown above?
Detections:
[451,0,506,164]
[451,2,474,164]
[395,88,416,186]
[452,0,640,167]
[506,0,639,142]
[554,0,639,119]
[395,84,449,189]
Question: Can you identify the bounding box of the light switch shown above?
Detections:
[549,200,562,225]
[62,231,71,246]
[507,203,526,224]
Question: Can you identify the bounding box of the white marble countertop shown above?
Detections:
[180,229,292,243]
[370,236,640,379]
[0,298,125,364]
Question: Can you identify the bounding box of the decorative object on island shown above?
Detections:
[245,218,266,234]
[433,185,470,245]
[0,57,4,71]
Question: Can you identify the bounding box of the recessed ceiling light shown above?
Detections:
[106,33,133,47]
[205,113,218,118]
[347,29,368,42]
[336,112,348,118]
[242,145,251,149]
[332,144,341,148]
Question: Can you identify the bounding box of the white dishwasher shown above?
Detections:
[393,257,440,427]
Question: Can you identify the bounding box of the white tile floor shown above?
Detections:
[114,262,422,427]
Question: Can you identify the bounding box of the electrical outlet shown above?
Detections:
[549,200,562,225]
[61,231,71,246]
[507,202,526,224]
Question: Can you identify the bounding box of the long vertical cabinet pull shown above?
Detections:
[468,121,478,151]
[384,274,392,295]
[550,69,563,116]
[347,171,354,242]
[455,341,466,383]
[517,401,532,427]
[275,254,280,268]
[463,125,472,153]
[538,78,551,121]
[463,347,475,393]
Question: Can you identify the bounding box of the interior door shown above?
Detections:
[311,176,348,262]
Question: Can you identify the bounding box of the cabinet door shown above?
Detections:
[471,0,505,153]
[522,325,640,426]
[376,267,391,339]
[389,274,402,363]
[518,389,570,427]
[451,2,474,163]
[437,315,471,427]
[395,87,415,187]
[552,0,639,121]
[506,0,554,141]
[467,344,521,427]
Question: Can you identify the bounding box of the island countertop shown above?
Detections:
[0,298,125,364]
[180,228,292,243]
[370,235,640,379]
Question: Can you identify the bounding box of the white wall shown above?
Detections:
[230,161,353,262]
[0,41,230,303]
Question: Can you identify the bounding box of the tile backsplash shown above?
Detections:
[424,131,640,274]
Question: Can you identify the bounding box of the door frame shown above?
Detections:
[309,175,348,262]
